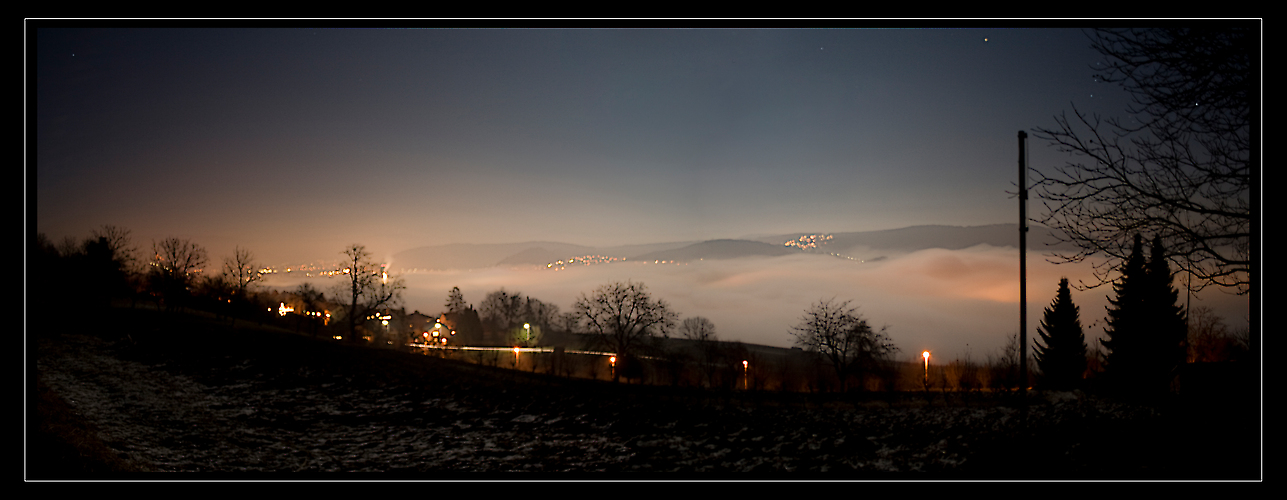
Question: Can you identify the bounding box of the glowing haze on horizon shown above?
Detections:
[37,26,1131,264]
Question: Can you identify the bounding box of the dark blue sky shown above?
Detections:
[36,25,1130,265]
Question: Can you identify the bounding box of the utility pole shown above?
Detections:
[1018,131,1028,398]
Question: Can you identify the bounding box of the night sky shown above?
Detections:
[35,25,1130,263]
[35,23,1249,355]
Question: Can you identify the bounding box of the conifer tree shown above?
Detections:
[1101,234,1149,391]
[1034,278,1088,390]
[1101,234,1189,393]
[1142,235,1188,391]
[445,286,467,313]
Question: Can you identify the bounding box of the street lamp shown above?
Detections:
[742,360,749,390]
[922,351,931,388]
[523,323,531,345]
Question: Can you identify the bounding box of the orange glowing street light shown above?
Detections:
[922,350,931,387]
[742,360,749,390]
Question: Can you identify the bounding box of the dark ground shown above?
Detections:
[28,307,1262,481]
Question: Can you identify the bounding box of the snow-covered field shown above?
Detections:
[33,322,1259,479]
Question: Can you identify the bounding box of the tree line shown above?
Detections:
[33,223,1246,395]
[31,227,411,345]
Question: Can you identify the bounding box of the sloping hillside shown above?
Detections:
[630,239,799,263]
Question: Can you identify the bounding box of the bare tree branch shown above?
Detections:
[1032,27,1253,295]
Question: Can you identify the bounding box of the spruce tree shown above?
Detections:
[1101,234,1149,391]
[1142,235,1188,392]
[1034,278,1088,391]
[1101,234,1189,394]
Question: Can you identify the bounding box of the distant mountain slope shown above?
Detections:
[393,241,699,270]
[630,239,798,263]
[752,224,1079,254]
[392,224,1078,271]
[495,245,594,267]
[393,242,594,271]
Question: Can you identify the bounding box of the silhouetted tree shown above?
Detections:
[148,237,208,311]
[680,316,721,387]
[558,312,581,334]
[480,288,524,335]
[1186,306,1248,363]
[1101,234,1188,393]
[573,281,677,382]
[80,234,133,308]
[445,286,467,314]
[441,306,484,346]
[1034,27,1252,295]
[990,332,1030,392]
[296,282,326,338]
[1143,235,1189,389]
[520,297,560,333]
[88,225,141,305]
[788,298,896,392]
[1034,278,1089,390]
[1100,235,1150,391]
[333,244,404,343]
[223,246,265,296]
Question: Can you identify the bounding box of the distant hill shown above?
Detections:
[751,224,1079,255]
[629,239,798,263]
[392,242,593,271]
[391,224,1078,271]
[393,241,697,271]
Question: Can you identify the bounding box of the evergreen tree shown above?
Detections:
[1142,235,1188,391]
[445,286,467,313]
[1034,278,1088,390]
[1101,234,1189,393]
[1101,234,1150,391]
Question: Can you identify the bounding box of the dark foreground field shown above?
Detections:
[30,307,1261,480]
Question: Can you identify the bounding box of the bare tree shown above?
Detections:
[1186,306,1248,363]
[333,244,404,342]
[521,297,561,332]
[573,281,677,382]
[1032,27,1252,295]
[480,288,525,330]
[222,246,265,296]
[558,311,582,334]
[789,298,896,392]
[680,316,721,387]
[148,237,208,311]
[90,225,140,275]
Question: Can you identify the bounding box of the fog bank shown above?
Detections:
[269,245,1249,361]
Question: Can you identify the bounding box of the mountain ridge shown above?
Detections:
[390,224,1076,271]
